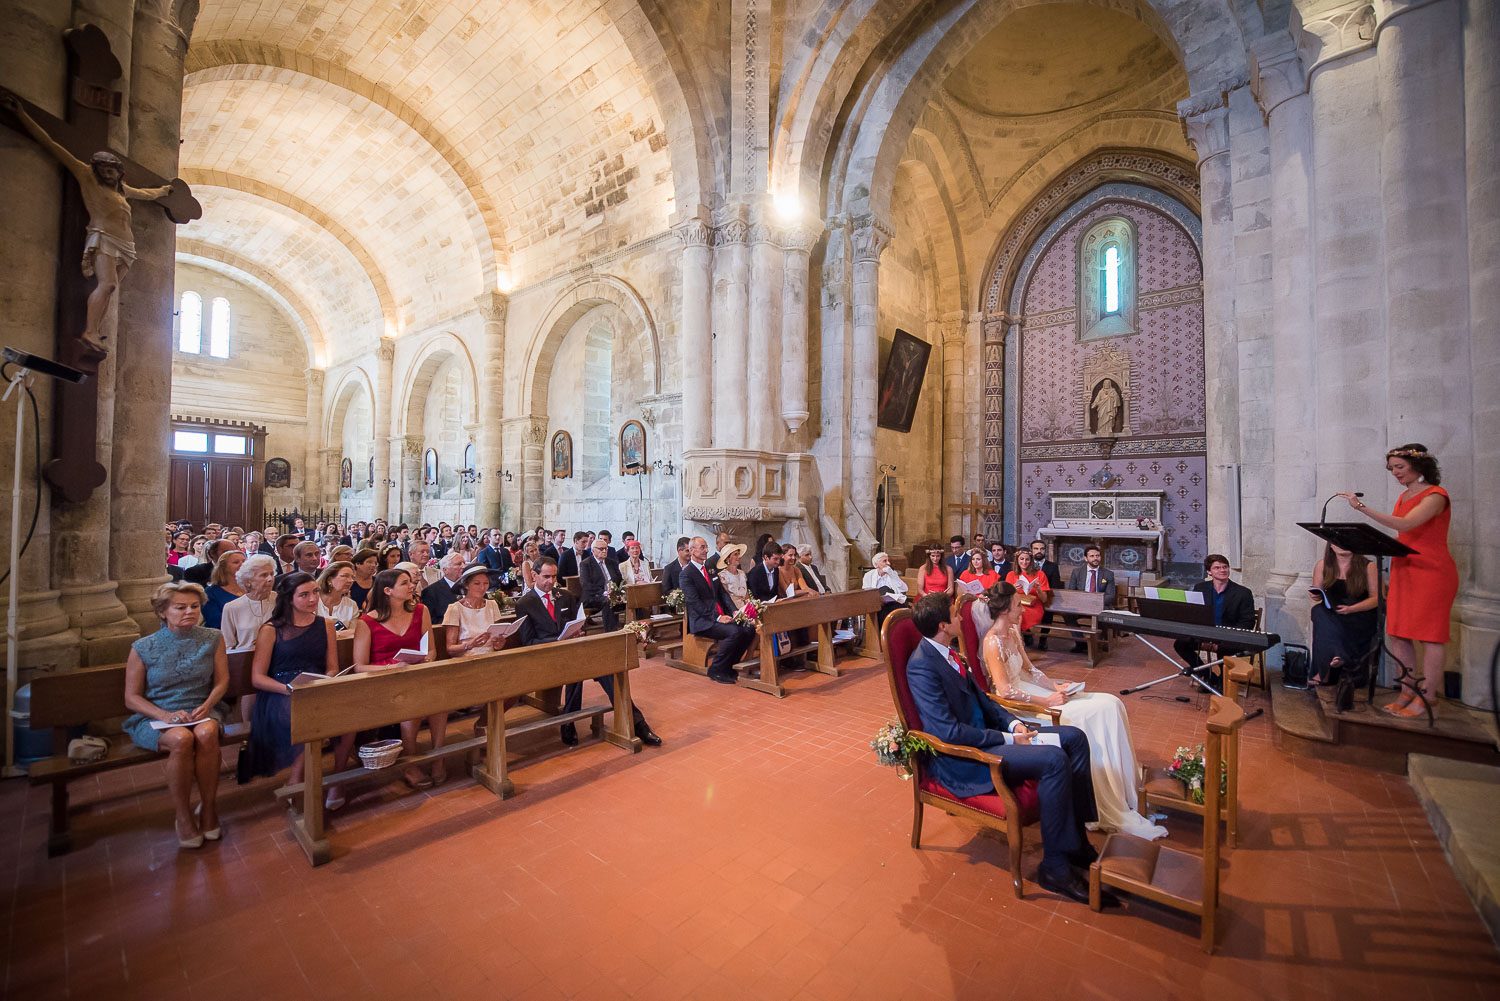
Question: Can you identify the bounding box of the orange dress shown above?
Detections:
[1005,570,1050,631]
[920,564,950,595]
[1386,485,1458,643]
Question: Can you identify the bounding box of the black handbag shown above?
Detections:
[1281,643,1310,690]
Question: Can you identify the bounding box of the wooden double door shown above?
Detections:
[167,420,267,529]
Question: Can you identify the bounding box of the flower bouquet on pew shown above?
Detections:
[622,620,650,645]
[663,588,685,614]
[733,597,766,629]
[606,580,626,605]
[1165,744,1227,804]
[870,720,932,779]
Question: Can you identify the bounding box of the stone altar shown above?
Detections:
[1038,489,1166,575]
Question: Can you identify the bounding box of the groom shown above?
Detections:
[904,594,1116,906]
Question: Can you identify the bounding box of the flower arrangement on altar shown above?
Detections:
[733,597,766,628]
[870,720,931,778]
[1165,744,1226,804]
[663,588,685,613]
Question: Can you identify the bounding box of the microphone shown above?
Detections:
[1320,491,1363,524]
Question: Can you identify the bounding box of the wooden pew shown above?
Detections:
[1032,589,1109,666]
[624,580,681,656]
[284,631,641,865]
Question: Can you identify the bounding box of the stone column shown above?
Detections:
[747,220,783,450]
[371,337,395,521]
[1250,33,1317,641]
[0,0,81,670]
[850,222,891,556]
[713,216,750,449]
[675,219,714,450]
[780,226,817,437]
[474,291,507,529]
[302,367,324,513]
[400,434,422,524]
[319,447,340,515]
[940,314,966,536]
[1459,0,1500,706]
[510,416,548,528]
[1179,93,1238,570]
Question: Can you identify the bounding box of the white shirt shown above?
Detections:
[921,636,1022,741]
[862,566,908,602]
[318,595,360,631]
[220,594,273,651]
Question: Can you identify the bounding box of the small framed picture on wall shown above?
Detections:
[551,431,572,479]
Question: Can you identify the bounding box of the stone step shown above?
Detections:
[1408,753,1500,950]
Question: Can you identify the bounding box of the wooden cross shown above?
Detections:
[0,25,201,504]
[947,491,998,539]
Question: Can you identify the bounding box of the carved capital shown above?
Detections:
[780,224,822,255]
[1178,103,1231,166]
[673,219,715,248]
[500,415,549,446]
[749,222,783,247]
[404,435,424,459]
[1248,31,1308,121]
[375,337,396,363]
[716,218,751,246]
[1291,3,1376,79]
[473,290,509,325]
[304,367,326,389]
[852,222,894,264]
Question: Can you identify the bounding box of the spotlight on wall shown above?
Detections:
[458,467,480,484]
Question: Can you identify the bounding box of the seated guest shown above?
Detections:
[220,554,276,651]
[353,569,443,788]
[1030,540,1064,651]
[862,552,909,625]
[277,540,322,584]
[580,537,624,631]
[326,543,355,567]
[200,545,245,628]
[558,531,589,580]
[247,574,350,809]
[918,546,954,598]
[747,542,785,602]
[779,543,809,597]
[618,531,638,563]
[1005,549,1050,639]
[406,539,438,587]
[798,545,832,593]
[904,593,1110,904]
[184,539,232,588]
[959,551,1000,591]
[515,559,660,745]
[989,542,1012,582]
[943,535,970,578]
[348,548,381,609]
[704,531,734,573]
[121,582,229,850]
[476,532,513,584]
[715,543,749,610]
[421,552,467,624]
[620,540,654,585]
[272,533,299,574]
[443,564,505,655]
[167,529,192,567]
[315,560,360,632]
[1309,543,1379,685]
[661,536,692,594]
[1064,546,1116,653]
[597,529,621,564]
[1173,554,1256,676]
[538,530,560,561]
[241,531,263,557]
[680,536,755,684]
[379,544,405,572]
[517,537,543,593]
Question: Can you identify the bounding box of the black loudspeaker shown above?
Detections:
[1281,643,1310,690]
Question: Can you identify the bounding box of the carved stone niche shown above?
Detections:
[682,449,809,524]
[1081,342,1131,437]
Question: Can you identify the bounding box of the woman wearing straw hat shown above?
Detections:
[716,542,750,610]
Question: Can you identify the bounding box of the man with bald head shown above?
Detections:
[679,536,754,684]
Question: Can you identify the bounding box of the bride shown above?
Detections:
[976,584,1167,840]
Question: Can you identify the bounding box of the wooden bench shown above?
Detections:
[624,580,682,656]
[283,631,641,865]
[1031,589,1109,666]
[1138,663,1247,849]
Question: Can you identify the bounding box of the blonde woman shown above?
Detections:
[316,560,361,632]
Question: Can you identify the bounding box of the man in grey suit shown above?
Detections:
[1064,545,1116,653]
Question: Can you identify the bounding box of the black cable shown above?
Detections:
[0,362,41,589]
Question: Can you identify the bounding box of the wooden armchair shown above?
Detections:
[882,608,1042,898]
[1091,694,1246,953]
[956,595,1063,726]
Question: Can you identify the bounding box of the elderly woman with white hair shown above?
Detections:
[861,552,908,625]
[220,553,277,651]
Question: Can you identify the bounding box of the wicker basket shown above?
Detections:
[357,738,403,770]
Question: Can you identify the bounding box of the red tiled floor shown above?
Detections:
[2,640,1498,999]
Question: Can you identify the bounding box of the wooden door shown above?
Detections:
[169,456,209,526]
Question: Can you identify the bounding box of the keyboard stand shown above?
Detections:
[1119,635,1267,720]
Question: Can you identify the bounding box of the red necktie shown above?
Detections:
[1088,569,1097,592]
[544,592,555,620]
[948,649,966,676]
[704,567,724,615]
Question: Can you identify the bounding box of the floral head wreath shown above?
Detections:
[1386,448,1432,460]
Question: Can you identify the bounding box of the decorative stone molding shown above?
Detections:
[852,222,894,263]
[501,415,549,446]
[780,225,822,254]
[1291,3,1376,82]
[749,222,783,247]
[403,435,423,459]
[375,336,396,362]
[473,290,509,324]
[716,218,751,246]
[1249,31,1310,122]
[674,219,715,248]
[682,448,814,522]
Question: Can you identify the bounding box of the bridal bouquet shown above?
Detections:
[871,720,932,778]
[1165,744,1227,805]
[663,588,685,613]
[733,597,766,628]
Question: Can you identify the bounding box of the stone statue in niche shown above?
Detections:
[1081,341,1131,437]
[1090,379,1123,436]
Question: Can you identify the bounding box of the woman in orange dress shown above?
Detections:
[918,546,954,598]
[1005,549,1051,635]
[1337,443,1459,715]
[959,551,1000,591]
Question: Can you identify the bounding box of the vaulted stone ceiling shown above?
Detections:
[179,0,678,365]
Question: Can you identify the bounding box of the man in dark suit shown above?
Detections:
[796,545,831,593]
[579,538,623,632]
[1064,546,1116,653]
[943,535,969,578]
[703,531,734,573]
[1174,553,1257,673]
[183,539,234,587]
[661,536,691,594]
[679,536,754,684]
[557,531,589,580]
[475,534,513,587]
[904,594,1112,906]
[515,558,659,746]
[538,529,559,562]
[1029,540,1063,650]
[420,552,465,624]
[745,542,784,602]
[988,542,1012,582]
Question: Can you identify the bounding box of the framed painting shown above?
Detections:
[876,328,931,433]
[265,457,291,488]
[551,431,572,479]
[340,458,352,488]
[619,420,646,474]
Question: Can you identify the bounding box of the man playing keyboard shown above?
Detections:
[1174,554,1257,679]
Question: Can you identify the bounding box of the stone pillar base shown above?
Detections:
[116,575,169,636]
[1261,568,1313,650]
[59,582,142,666]
[0,588,81,683]
[1456,591,1500,710]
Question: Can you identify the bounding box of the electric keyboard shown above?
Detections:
[1098,611,1279,651]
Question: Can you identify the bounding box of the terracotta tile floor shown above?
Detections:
[3,640,1498,1000]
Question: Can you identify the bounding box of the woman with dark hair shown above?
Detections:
[349,548,381,609]
[1308,543,1379,686]
[977,583,1164,840]
[353,569,442,787]
[918,545,954,598]
[167,529,192,567]
[247,574,348,805]
[379,544,404,572]
[1338,443,1459,715]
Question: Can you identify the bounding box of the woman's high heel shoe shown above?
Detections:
[193,805,221,841]
[176,820,204,850]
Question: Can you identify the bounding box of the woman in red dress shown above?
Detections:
[918,546,954,598]
[1337,443,1459,715]
[353,569,441,786]
[1005,549,1051,635]
[960,551,1001,591]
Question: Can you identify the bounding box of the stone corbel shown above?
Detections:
[473,290,508,324]
[1249,31,1310,123]
[1177,96,1231,167]
[376,336,396,362]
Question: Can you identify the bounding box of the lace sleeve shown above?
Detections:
[1008,624,1053,687]
[981,632,1028,701]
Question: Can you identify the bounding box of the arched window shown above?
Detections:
[178,291,201,353]
[424,448,439,485]
[1077,216,1136,341]
[209,296,231,358]
[367,457,375,487]
[1101,244,1121,315]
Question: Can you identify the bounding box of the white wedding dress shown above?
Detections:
[981,622,1167,841]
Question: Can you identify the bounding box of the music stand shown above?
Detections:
[1296,522,1422,723]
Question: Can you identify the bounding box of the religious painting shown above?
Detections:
[367,457,375,487]
[619,420,646,475]
[551,431,572,479]
[424,448,438,485]
[265,457,291,489]
[876,329,930,433]
[340,458,352,488]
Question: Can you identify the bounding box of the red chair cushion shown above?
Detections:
[919,773,1042,825]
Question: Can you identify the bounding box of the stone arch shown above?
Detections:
[396,332,481,438]
[175,240,324,367]
[521,276,662,418]
[324,366,377,447]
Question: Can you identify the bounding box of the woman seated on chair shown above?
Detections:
[977,583,1166,841]
[620,540,654,586]
[443,564,505,655]
[121,582,229,850]
[917,546,954,598]
[353,569,442,789]
[716,543,750,610]
[315,560,360,634]
[1005,549,1050,636]
[1308,542,1379,686]
[959,550,1000,591]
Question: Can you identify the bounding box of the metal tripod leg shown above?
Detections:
[1119,634,1224,697]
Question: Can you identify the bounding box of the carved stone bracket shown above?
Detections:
[1249,31,1310,122]
[375,336,396,362]
[473,290,509,324]
[1178,101,1231,167]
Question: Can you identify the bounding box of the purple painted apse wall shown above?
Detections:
[1017,199,1207,568]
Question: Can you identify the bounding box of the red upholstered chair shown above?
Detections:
[956,596,1062,727]
[882,607,1043,898]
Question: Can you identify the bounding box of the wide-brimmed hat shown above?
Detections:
[457,563,491,588]
[718,542,747,568]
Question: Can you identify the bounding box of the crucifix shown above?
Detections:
[947,491,998,540]
[0,24,201,504]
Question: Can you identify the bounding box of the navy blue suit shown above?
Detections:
[680,559,754,678]
[905,638,1096,877]
[944,553,971,578]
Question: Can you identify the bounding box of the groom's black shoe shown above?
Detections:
[1066,843,1100,869]
[1037,866,1120,908]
